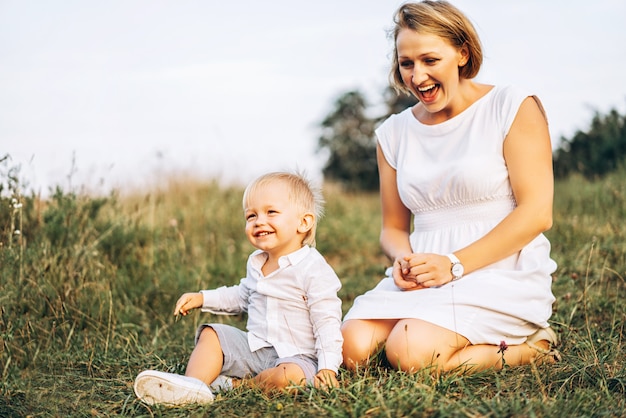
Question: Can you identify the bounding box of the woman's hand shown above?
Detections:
[394,253,453,290]
[173,292,203,316]
[392,255,426,290]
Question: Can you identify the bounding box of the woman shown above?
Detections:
[341,0,560,373]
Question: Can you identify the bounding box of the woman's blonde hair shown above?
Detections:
[242,172,324,247]
[389,1,483,95]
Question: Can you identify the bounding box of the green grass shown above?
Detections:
[1,167,625,417]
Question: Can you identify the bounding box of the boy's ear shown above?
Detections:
[297,213,315,234]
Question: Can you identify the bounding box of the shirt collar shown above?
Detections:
[250,245,311,269]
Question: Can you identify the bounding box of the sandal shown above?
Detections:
[525,326,562,363]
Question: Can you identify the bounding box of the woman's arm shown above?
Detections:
[409,96,554,287]
[377,144,424,290]
[454,96,553,274]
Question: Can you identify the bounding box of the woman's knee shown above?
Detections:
[385,340,441,373]
[385,320,467,373]
[342,321,367,353]
[341,319,394,370]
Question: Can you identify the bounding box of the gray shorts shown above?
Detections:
[195,323,318,384]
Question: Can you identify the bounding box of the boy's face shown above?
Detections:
[244,182,311,260]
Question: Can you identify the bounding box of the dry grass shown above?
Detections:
[1,167,625,417]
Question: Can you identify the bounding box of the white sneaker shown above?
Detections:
[134,370,215,405]
[209,375,233,392]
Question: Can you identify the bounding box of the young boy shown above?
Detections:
[134,172,343,405]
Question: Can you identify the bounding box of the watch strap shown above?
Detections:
[446,253,463,281]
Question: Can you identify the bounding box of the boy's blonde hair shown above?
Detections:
[389,0,483,96]
[242,172,324,247]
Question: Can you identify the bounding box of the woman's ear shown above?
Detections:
[298,213,315,234]
[458,43,470,67]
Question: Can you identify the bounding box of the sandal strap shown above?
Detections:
[525,326,562,362]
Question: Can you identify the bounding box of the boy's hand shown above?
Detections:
[173,292,203,317]
[313,369,338,389]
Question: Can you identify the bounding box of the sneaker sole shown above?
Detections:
[134,371,214,405]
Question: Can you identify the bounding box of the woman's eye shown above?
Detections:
[399,60,413,68]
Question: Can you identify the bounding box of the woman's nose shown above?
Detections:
[412,67,428,85]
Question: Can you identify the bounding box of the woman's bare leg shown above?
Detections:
[341,319,398,371]
[447,339,551,371]
[385,319,553,373]
[184,327,224,385]
[385,319,471,372]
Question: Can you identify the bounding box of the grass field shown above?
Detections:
[1,167,625,417]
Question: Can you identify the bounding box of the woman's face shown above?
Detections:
[396,28,468,118]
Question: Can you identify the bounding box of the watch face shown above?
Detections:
[452,263,464,277]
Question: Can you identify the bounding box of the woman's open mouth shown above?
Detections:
[417,83,439,103]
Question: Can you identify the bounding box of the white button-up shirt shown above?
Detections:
[200,245,343,373]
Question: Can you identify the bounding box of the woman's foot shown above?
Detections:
[525,326,561,364]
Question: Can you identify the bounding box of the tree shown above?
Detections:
[317,87,419,191]
[317,91,378,191]
[553,107,626,179]
[380,86,418,122]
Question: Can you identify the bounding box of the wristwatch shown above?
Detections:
[446,253,464,281]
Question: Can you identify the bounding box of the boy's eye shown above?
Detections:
[246,214,256,221]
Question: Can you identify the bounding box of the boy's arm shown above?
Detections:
[173,292,204,316]
[306,265,344,374]
[200,280,250,315]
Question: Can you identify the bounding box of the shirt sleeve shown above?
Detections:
[304,262,344,373]
[200,278,250,315]
[496,85,534,139]
[376,110,406,170]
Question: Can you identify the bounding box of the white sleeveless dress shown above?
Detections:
[343,85,557,345]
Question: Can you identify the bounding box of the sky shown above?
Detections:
[1,0,625,196]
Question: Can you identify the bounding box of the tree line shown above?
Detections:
[317,89,626,190]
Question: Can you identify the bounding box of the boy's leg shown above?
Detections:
[134,370,215,405]
[185,326,224,385]
[253,363,307,391]
[252,355,317,391]
[202,324,280,388]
